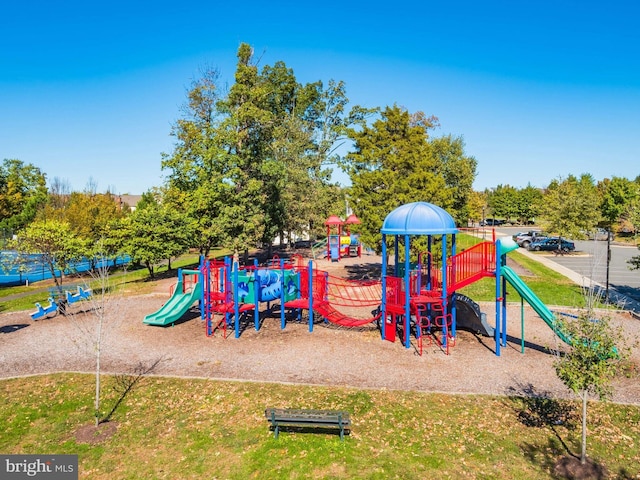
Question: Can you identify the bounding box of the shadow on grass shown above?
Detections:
[506,382,580,476]
[101,357,164,424]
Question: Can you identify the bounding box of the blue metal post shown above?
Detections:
[441,235,448,347]
[381,234,387,341]
[404,235,411,349]
[254,259,260,331]
[427,235,432,290]
[494,241,502,356]
[502,274,507,346]
[224,257,231,330]
[200,256,207,321]
[451,233,457,338]
[280,259,286,330]
[394,236,400,277]
[233,261,240,338]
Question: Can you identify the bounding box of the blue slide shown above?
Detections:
[144,275,202,326]
[501,265,571,345]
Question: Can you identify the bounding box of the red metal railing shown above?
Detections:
[446,241,496,291]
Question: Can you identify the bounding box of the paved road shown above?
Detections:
[497,227,640,305]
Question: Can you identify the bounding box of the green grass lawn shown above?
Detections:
[1,374,638,479]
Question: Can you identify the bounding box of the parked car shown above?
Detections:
[587,228,613,241]
[527,237,575,252]
[480,218,506,226]
[515,231,547,248]
[512,231,527,242]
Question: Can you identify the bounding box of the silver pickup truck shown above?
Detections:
[514,230,547,248]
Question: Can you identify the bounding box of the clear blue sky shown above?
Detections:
[1,1,638,194]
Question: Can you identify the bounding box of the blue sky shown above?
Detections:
[1,1,638,194]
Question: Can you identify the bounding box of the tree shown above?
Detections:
[134,190,159,211]
[115,204,191,278]
[344,104,477,251]
[69,248,119,426]
[466,190,487,225]
[66,245,162,427]
[553,303,631,466]
[11,219,83,302]
[487,184,519,222]
[487,184,543,225]
[162,44,352,256]
[0,159,48,232]
[61,191,124,240]
[514,184,543,224]
[36,188,126,272]
[540,174,601,240]
[599,176,640,234]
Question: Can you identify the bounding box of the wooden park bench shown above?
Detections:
[265,408,351,440]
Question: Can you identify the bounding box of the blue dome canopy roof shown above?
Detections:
[381,202,458,235]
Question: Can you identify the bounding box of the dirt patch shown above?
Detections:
[554,455,608,480]
[75,421,118,445]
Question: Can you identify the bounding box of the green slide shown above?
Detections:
[144,279,202,326]
[501,265,571,345]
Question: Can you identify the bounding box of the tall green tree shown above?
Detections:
[0,159,48,232]
[487,185,519,222]
[163,44,351,255]
[345,105,477,251]
[540,174,600,239]
[598,176,639,232]
[487,184,543,225]
[514,184,543,224]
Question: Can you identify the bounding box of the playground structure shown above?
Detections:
[143,201,574,357]
[324,214,363,261]
[30,285,93,320]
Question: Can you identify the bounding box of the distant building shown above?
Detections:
[117,194,142,212]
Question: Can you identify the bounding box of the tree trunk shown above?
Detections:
[581,391,587,464]
[95,338,101,427]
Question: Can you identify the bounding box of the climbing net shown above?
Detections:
[322,272,383,308]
